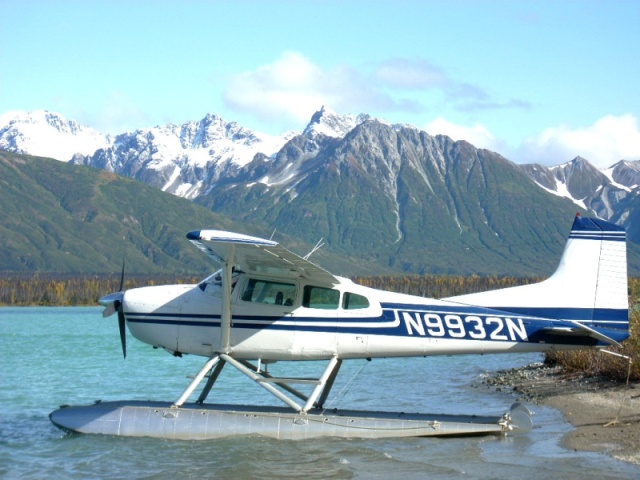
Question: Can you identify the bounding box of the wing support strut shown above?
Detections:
[220,245,234,353]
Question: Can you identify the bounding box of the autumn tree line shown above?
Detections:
[0,273,201,306]
[0,273,549,306]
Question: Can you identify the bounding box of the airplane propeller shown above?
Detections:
[98,260,127,359]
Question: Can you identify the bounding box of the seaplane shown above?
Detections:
[50,214,629,439]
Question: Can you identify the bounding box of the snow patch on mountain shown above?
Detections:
[602,167,633,192]
[602,161,640,191]
[533,176,588,210]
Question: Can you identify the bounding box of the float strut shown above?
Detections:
[220,354,303,411]
[316,358,342,409]
[303,356,340,413]
[172,355,221,408]
[196,357,227,404]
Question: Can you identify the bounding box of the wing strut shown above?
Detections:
[220,245,235,353]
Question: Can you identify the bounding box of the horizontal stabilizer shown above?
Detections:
[541,320,622,347]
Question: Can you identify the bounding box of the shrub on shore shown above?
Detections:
[545,278,640,382]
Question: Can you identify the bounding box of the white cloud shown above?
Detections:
[516,114,640,168]
[424,115,640,168]
[67,92,152,135]
[220,53,639,171]
[222,52,529,131]
[374,58,449,90]
[424,117,499,151]
[223,51,389,127]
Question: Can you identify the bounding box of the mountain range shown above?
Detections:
[1,108,638,276]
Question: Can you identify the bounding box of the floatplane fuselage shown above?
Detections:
[50,215,630,439]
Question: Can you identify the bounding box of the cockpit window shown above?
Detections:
[342,292,370,310]
[303,286,340,309]
[241,279,296,306]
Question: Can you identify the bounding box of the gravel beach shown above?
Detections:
[482,363,640,465]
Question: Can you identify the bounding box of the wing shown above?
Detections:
[186,230,339,286]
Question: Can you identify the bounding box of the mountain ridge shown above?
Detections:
[1,109,638,276]
[2,108,637,210]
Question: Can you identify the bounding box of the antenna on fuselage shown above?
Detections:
[304,238,324,260]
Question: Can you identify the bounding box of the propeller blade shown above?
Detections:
[100,257,127,357]
[118,258,125,291]
[118,306,127,359]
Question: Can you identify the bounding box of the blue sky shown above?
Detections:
[1,0,639,168]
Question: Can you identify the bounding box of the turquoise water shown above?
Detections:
[1,307,639,479]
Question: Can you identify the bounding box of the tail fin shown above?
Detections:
[446,214,629,339]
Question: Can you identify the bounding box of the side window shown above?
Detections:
[241,279,296,306]
[342,292,370,310]
[303,286,340,309]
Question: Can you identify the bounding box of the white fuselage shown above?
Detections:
[122,273,582,361]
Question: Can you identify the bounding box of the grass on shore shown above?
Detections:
[545,278,640,382]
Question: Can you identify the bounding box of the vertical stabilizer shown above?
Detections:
[446,215,628,332]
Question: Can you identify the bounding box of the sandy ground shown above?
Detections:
[483,363,640,466]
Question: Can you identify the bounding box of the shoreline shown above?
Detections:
[483,363,640,465]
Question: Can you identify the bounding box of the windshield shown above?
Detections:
[198,269,241,294]
[200,269,223,286]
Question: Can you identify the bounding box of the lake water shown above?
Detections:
[1,306,639,479]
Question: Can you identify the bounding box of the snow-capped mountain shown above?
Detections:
[0,110,295,199]
[70,114,296,199]
[0,110,110,160]
[1,108,637,225]
[194,118,640,275]
[604,159,640,191]
[303,106,371,139]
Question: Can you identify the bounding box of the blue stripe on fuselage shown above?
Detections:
[124,301,628,346]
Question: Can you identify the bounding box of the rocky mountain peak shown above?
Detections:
[303,106,370,139]
[606,159,640,191]
[554,156,607,183]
